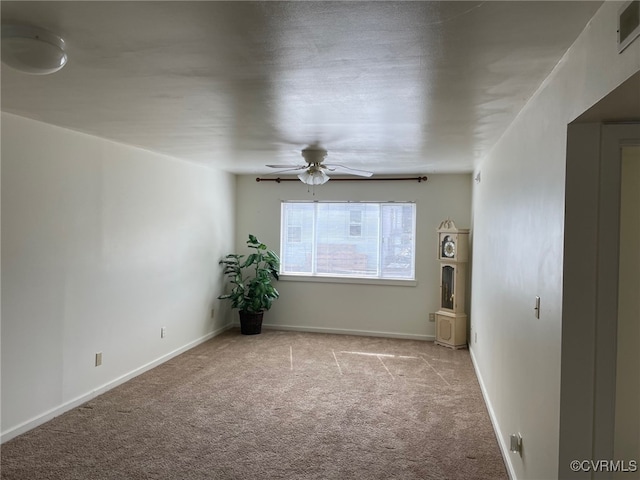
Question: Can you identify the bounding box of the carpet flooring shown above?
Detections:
[1,329,508,479]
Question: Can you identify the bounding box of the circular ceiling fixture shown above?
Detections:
[1,24,68,75]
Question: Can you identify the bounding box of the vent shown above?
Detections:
[619,0,640,53]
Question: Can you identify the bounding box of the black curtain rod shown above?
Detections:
[256,176,428,183]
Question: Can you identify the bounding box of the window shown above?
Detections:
[280,201,416,280]
[349,210,362,237]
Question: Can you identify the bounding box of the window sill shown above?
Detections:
[279,274,418,287]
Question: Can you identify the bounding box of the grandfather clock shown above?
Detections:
[435,219,469,349]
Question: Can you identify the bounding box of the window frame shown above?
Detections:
[279,200,418,286]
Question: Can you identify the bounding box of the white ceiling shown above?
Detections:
[1,1,603,175]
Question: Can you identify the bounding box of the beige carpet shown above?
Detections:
[1,329,508,479]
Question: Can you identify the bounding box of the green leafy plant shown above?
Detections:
[218,234,280,313]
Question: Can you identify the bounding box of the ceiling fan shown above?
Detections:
[266,142,373,185]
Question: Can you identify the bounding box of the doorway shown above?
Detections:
[614,146,640,479]
[560,123,640,479]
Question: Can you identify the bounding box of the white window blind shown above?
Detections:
[280,201,416,280]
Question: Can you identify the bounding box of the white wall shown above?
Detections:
[1,113,235,441]
[228,174,471,339]
[470,3,640,480]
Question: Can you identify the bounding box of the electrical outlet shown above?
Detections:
[211,308,215,319]
[475,332,478,343]
[95,352,102,367]
[428,313,435,322]
[161,327,166,338]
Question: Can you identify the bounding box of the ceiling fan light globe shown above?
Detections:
[298,169,329,185]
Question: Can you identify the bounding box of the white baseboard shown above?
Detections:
[469,346,517,480]
[256,322,435,341]
[1,324,233,444]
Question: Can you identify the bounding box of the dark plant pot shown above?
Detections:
[239,311,264,335]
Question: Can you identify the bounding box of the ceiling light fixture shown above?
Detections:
[298,166,330,185]
[1,24,68,75]
[297,146,330,185]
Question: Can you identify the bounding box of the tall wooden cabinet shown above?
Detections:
[435,219,469,349]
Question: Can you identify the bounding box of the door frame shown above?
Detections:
[559,123,640,479]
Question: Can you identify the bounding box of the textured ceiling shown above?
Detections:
[1,1,602,175]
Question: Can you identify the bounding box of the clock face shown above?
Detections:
[443,240,456,258]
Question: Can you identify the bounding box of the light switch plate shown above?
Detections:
[509,433,523,455]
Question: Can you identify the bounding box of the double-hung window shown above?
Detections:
[280,201,416,281]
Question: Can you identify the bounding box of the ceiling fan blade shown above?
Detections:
[265,166,308,175]
[324,164,373,177]
[266,164,305,169]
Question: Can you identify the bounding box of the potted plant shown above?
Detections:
[218,234,280,335]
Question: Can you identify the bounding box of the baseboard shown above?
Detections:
[1,323,234,444]
[469,346,517,480]
[254,322,435,341]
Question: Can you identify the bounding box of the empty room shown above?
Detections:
[1,2,639,479]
